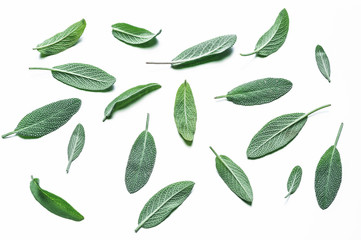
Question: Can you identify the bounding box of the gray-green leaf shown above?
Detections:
[210,147,253,205]
[33,19,86,56]
[2,98,81,139]
[125,114,156,193]
[315,123,343,210]
[247,104,331,159]
[315,45,331,82]
[240,9,289,57]
[67,123,85,173]
[29,63,116,91]
[103,83,161,121]
[215,78,292,105]
[174,80,197,142]
[285,165,302,198]
[147,35,236,66]
[135,181,194,232]
[30,176,84,221]
[112,23,161,45]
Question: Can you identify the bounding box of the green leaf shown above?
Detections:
[103,83,161,121]
[29,63,116,91]
[2,98,81,139]
[112,23,161,45]
[33,19,86,56]
[247,104,331,159]
[30,176,84,221]
[146,34,236,66]
[315,123,343,210]
[135,181,194,232]
[285,165,302,198]
[215,78,292,106]
[67,123,85,173]
[240,9,289,57]
[174,80,197,142]
[315,45,331,82]
[210,147,253,205]
[125,114,156,193]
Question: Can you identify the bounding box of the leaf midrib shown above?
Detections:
[52,67,111,84]
[68,130,81,162]
[35,25,81,50]
[228,85,289,97]
[112,28,153,39]
[255,16,283,52]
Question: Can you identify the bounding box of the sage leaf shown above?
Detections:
[215,78,292,106]
[2,98,81,139]
[125,114,156,193]
[103,83,161,121]
[67,123,85,173]
[29,63,116,91]
[30,176,84,221]
[135,181,194,232]
[247,104,331,159]
[315,123,343,210]
[315,45,331,82]
[210,147,253,205]
[33,19,86,56]
[112,23,161,45]
[174,80,197,142]
[240,9,289,57]
[146,34,237,66]
[285,165,302,198]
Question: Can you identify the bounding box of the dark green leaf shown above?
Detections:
[112,23,161,45]
[285,165,302,198]
[67,123,85,173]
[315,45,331,82]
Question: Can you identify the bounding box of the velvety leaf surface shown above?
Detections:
[315,45,331,82]
[67,123,85,173]
[112,23,161,45]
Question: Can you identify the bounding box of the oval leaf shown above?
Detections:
[125,114,156,193]
[135,181,194,232]
[67,123,85,173]
[285,165,302,198]
[112,23,161,45]
[2,98,81,139]
[33,19,86,56]
[30,176,84,221]
[29,63,116,91]
[103,83,161,121]
[215,78,292,105]
[174,80,197,142]
[315,45,331,82]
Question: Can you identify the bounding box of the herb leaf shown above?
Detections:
[285,165,302,198]
[215,78,292,105]
[33,19,86,56]
[29,63,116,91]
[315,45,331,82]
[112,23,161,45]
[247,104,331,159]
[125,114,156,193]
[103,83,161,121]
[210,147,253,205]
[240,9,289,57]
[30,176,84,221]
[2,98,81,139]
[315,123,343,210]
[174,80,197,142]
[135,181,194,232]
[67,123,85,173]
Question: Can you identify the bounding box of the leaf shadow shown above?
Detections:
[178,133,193,146]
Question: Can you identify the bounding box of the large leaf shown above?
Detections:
[112,23,161,45]
[285,165,302,198]
[315,45,331,82]
[67,123,85,173]
[29,63,116,91]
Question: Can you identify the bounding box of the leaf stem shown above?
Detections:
[214,95,227,99]
[305,104,331,117]
[135,225,142,233]
[29,67,54,71]
[102,117,107,122]
[146,61,174,64]
[240,51,257,56]
[334,122,344,147]
[2,131,15,139]
[209,146,220,159]
[145,113,150,131]
[66,161,72,174]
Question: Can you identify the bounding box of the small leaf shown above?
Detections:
[30,176,84,221]
[210,147,253,205]
[315,45,331,82]
[315,123,343,210]
[240,9,289,57]
[33,19,86,56]
[285,165,302,198]
[112,23,161,45]
[103,83,161,121]
[29,63,116,91]
[67,123,85,173]
[174,80,197,141]
[247,104,331,159]
[215,78,292,106]
[125,113,156,193]
[2,98,81,139]
[135,181,194,232]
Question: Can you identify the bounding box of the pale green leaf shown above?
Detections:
[67,123,85,173]
[285,165,302,198]
[315,45,331,82]
[112,23,161,45]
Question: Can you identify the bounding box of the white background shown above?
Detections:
[1,0,360,239]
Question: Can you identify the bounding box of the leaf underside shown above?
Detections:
[285,165,302,198]
[112,23,161,45]
[315,45,331,82]
[67,123,85,173]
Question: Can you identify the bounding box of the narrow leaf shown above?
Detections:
[285,165,302,198]
[112,23,161,45]
[315,45,331,82]
[67,123,85,173]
